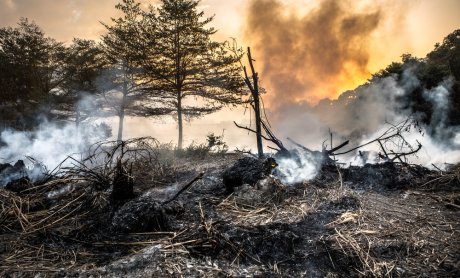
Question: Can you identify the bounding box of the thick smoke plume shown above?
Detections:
[246,0,381,106]
[245,0,459,182]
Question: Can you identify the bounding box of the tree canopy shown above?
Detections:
[141,0,245,148]
[0,18,66,129]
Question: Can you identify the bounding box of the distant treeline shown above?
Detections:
[371,30,460,127]
[314,29,460,144]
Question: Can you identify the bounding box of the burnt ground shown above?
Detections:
[1,153,459,277]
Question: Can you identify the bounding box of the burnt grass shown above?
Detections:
[1,154,460,277]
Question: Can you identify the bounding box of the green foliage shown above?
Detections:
[370,61,403,80]
[178,142,211,159]
[166,132,229,159]
[427,30,460,78]
[62,39,105,94]
[56,39,106,125]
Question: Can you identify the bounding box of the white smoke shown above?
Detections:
[270,69,460,181]
[338,76,459,168]
[346,121,460,168]
[275,149,323,184]
[0,122,107,166]
[0,119,110,185]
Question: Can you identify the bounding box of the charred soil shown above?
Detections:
[1,152,459,277]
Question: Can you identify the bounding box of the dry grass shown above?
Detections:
[216,193,313,226]
[1,156,459,277]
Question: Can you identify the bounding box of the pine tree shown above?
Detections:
[59,39,106,128]
[101,0,152,141]
[143,0,245,149]
[0,18,66,129]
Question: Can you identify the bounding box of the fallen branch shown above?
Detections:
[328,140,350,155]
[330,119,422,163]
[162,172,204,205]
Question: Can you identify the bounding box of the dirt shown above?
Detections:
[1,154,459,277]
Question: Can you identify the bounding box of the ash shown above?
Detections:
[1,153,459,278]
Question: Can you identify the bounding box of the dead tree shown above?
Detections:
[232,47,288,156]
[242,47,264,158]
[112,159,134,202]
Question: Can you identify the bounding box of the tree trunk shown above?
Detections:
[246,47,264,158]
[254,93,264,158]
[117,111,125,142]
[117,81,128,142]
[177,94,183,149]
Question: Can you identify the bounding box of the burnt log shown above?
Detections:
[223,157,277,192]
[111,198,184,233]
[5,177,31,193]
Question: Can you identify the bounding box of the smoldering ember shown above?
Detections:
[0,1,459,277]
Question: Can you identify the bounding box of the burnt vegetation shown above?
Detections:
[0,139,459,277]
[0,0,460,277]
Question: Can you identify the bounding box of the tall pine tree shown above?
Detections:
[143,0,244,149]
[101,0,151,141]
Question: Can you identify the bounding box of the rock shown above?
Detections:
[222,157,277,192]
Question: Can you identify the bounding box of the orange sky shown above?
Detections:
[1,0,459,146]
[1,0,459,103]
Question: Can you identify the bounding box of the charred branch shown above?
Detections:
[328,140,350,155]
[389,141,422,163]
[234,121,288,154]
[162,172,204,205]
[330,119,423,163]
[242,47,264,158]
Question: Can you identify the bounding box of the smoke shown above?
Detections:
[423,78,455,140]
[271,69,460,173]
[0,96,111,185]
[272,69,417,148]
[347,73,460,167]
[275,149,324,184]
[246,0,381,107]
[0,121,107,169]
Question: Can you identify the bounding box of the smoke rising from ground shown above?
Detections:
[0,95,111,185]
[0,122,108,171]
[272,69,460,169]
[245,1,459,178]
[246,0,381,107]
